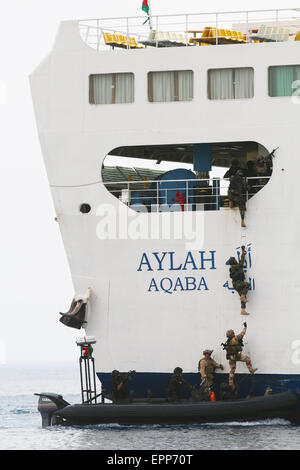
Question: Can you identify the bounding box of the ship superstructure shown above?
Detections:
[30,8,300,398]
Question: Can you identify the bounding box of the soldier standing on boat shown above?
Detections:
[166,367,192,402]
[228,245,250,315]
[227,169,248,227]
[222,322,258,388]
[198,350,224,388]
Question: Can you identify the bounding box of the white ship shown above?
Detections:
[30,7,300,400]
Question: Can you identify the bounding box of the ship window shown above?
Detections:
[89,73,134,104]
[148,70,193,102]
[269,65,300,97]
[208,68,254,100]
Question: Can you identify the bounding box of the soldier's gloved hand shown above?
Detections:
[219,364,224,370]
[243,322,247,328]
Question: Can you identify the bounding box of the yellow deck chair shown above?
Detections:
[201,27,211,38]
[236,31,244,42]
[217,29,226,40]
[103,32,115,45]
[129,37,144,49]
[295,31,300,41]
[115,34,126,45]
[110,34,120,45]
[230,30,239,41]
[209,27,216,38]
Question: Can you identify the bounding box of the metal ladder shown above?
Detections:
[79,345,98,404]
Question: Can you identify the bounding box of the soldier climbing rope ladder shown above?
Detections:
[221,322,258,388]
[227,245,250,315]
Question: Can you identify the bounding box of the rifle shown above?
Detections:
[264,147,279,165]
[120,370,136,382]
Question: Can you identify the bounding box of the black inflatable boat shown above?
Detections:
[36,391,298,426]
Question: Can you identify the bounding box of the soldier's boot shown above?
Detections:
[240,300,249,315]
[246,360,258,374]
[241,308,250,315]
[241,218,246,228]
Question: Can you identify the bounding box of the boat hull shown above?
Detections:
[56,392,298,426]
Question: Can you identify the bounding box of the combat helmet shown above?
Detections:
[173,367,183,375]
[203,349,213,356]
[226,329,235,338]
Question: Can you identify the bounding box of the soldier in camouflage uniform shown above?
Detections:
[198,350,224,388]
[228,245,250,315]
[223,323,257,388]
[228,169,248,227]
[166,367,192,402]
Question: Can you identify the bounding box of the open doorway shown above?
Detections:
[101,141,272,212]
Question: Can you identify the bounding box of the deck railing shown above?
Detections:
[103,176,270,213]
[79,8,300,50]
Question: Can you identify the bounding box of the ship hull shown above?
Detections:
[98,372,300,400]
[29,19,300,404]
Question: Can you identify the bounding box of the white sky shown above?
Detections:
[0,0,294,364]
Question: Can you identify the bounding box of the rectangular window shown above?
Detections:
[89,73,134,104]
[148,70,193,102]
[208,67,254,100]
[269,65,300,97]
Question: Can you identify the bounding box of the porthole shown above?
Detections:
[80,203,91,214]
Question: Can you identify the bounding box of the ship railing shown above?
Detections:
[79,8,300,51]
[103,176,270,212]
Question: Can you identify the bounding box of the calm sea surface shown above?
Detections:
[0,362,300,451]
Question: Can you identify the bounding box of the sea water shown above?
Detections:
[0,362,300,451]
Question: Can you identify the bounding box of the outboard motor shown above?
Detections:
[35,393,69,427]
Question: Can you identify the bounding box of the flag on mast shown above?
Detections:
[142,0,150,15]
[142,0,152,27]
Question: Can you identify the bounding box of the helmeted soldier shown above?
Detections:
[228,245,250,315]
[110,369,136,402]
[166,367,192,402]
[227,168,248,227]
[198,350,224,388]
[222,323,257,388]
[224,158,241,179]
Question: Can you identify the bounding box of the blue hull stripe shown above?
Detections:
[97,372,300,401]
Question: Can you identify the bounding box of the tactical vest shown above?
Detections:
[201,358,215,374]
[230,264,245,282]
[222,337,244,360]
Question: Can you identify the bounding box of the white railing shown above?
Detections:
[103,176,270,212]
[79,8,300,50]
